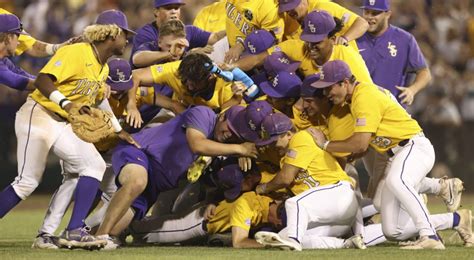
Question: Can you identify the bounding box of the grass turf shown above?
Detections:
[0,194,473,259]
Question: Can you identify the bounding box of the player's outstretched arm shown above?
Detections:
[231,226,264,248]
[339,17,369,44]
[256,163,299,195]
[125,68,155,128]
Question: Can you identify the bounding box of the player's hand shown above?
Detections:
[224,43,244,63]
[395,86,416,105]
[255,183,267,195]
[231,81,246,97]
[188,45,214,55]
[219,62,236,71]
[104,84,112,99]
[117,130,141,148]
[169,38,189,60]
[204,204,217,220]
[126,107,144,129]
[238,157,252,172]
[238,142,258,158]
[307,127,327,148]
[335,36,349,46]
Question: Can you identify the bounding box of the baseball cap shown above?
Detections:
[216,164,244,201]
[106,58,133,91]
[155,0,185,8]
[300,10,336,43]
[278,0,302,13]
[260,71,302,98]
[300,74,322,97]
[96,9,136,35]
[226,101,274,142]
[256,113,294,146]
[242,30,276,56]
[263,52,301,77]
[311,60,353,89]
[0,14,27,35]
[361,0,390,11]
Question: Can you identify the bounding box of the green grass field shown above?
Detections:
[1,194,473,259]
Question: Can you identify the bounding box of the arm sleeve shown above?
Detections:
[406,34,427,72]
[352,88,382,133]
[183,106,217,137]
[39,46,81,84]
[229,200,253,231]
[0,68,30,90]
[283,132,316,170]
[258,1,285,41]
[186,25,212,49]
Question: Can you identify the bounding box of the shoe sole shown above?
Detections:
[255,232,301,251]
[31,243,59,250]
[58,238,107,250]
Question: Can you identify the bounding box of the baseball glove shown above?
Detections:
[68,103,115,143]
[187,156,212,183]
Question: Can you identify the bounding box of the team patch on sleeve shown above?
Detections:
[356,118,366,126]
[54,60,62,67]
[245,218,251,226]
[341,13,350,24]
[286,149,298,159]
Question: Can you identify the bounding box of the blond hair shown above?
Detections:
[159,20,186,39]
[83,24,122,43]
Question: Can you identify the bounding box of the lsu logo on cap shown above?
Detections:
[307,21,316,33]
[320,70,325,80]
[272,75,279,87]
[278,57,290,64]
[369,0,376,5]
[116,69,126,81]
[247,42,257,54]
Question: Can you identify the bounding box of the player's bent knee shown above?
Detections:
[80,156,107,181]
[382,224,403,241]
[11,181,39,199]
[118,163,148,195]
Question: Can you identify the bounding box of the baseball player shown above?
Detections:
[307,60,467,249]
[131,0,225,68]
[278,0,369,50]
[193,0,227,33]
[224,0,285,63]
[234,10,372,80]
[0,14,35,91]
[0,9,137,249]
[94,105,258,249]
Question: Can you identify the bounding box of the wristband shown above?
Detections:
[322,140,330,151]
[45,44,60,55]
[59,98,71,109]
[341,36,349,46]
[49,90,71,109]
[111,117,123,133]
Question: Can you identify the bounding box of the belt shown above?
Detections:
[387,132,424,157]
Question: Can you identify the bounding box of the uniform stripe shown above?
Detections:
[134,221,203,235]
[16,102,37,184]
[399,140,436,235]
[366,234,385,246]
[294,182,344,239]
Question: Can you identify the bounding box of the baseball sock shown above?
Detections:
[0,185,22,218]
[66,176,100,231]
[453,212,460,227]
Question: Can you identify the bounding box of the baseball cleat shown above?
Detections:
[96,234,121,250]
[400,236,445,250]
[58,227,107,250]
[438,177,464,212]
[255,231,302,251]
[454,209,474,247]
[343,234,367,249]
[31,233,59,249]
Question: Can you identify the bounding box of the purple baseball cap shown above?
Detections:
[361,0,390,11]
[96,9,136,35]
[263,52,301,77]
[155,0,185,8]
[260,71,302,98]
[107,58,133,91]
[226,101,274,142]
[256,113,294,146]
[216,164,244,201]
[242,30,276,56]
[311,60,353,89]
[300,10,335,43]
[300,74,322,97]
[278,0,301,13]
[0,14,27,35]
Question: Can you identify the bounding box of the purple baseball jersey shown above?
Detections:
[356,25,427,99]
[111,106,217,219]
[0,58,35,90]
[131,22,211,66]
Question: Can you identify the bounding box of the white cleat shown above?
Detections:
[255,231,302,251]
[438,177,464,212]
[31,233,59,249]
[97,234,121,250]
[454,209,474,247]
[400,236,445,250]
[343,234,367,249]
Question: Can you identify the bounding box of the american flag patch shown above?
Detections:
[341,13,350,24]
[356,118,366,126]
[156,66,163,73]
[287,149,297,158]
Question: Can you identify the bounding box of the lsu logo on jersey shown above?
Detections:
[388,42,397,57]
[371,136,392,149]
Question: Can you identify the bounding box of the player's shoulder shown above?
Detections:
[290,130,315,147]
[186,106,216,119]
[388,25,416,40]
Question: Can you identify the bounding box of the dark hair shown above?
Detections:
[328,17,344,38]
[159,19,186,38]
[178,53,213,84]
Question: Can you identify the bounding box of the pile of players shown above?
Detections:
[0,0,472,251]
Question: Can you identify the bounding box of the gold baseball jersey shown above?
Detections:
[149,61,234,109]
[283,0,360,50]
[225,0,284,47]
[31,43,108,119]
[108,86,155,117]
[268,40,372,82]
[0,8,36,56]
[282,130,351,195]
[327,104,354,157]
[206,192,272,233]
[193,0,227,33]
[350,82,422,153]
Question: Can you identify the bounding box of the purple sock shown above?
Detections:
[66,176,100,230]
[428,235,440,241]
[0,185,22,218]
[453,212,460,227]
